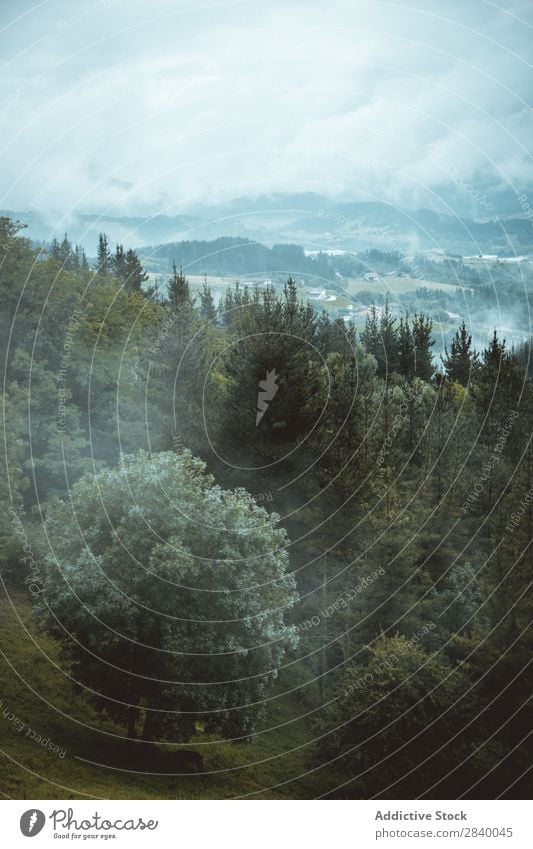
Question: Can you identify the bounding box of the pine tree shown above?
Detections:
[167,262,194,312]
[379,301,399,375]
[514,337,533,380]
[283,276,298,324]
[480,330,505,388]
[442,320,477,386]
[476,331,516,419]
[48,238,62,262]
[412,313,434,380]
[199,279,217,322]
[49,234,75,269]
[397,315,415,379]
[476,330,523,442]
[218,280,319,455]
[361,304,381,371]
[145,279,162,302]
[96,233,111,276]
[72,244,80,273]
[111,244,127,280]
[124,249,148,293]
[75,244,89,273]
[221,286,235,326]
[60,234,73,269]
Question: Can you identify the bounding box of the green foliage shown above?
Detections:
[96,233,111,275]
[199,279,217,322]
[110,243,149,293]
[167,263,194,313]
[48,234,88,274]
[39,451,298,741]
[1,215,530,799]
[316,635,478,797]
[213,279,320,460]
[142,236,335,281]
[442,320,478,385]
[361,304,434,379]
[8,350,91,500]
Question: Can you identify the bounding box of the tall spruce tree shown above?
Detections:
[167,262,194,313]
[397,315,415,379]
[361,304,382,372]
[96,233,111,276]
[111,243,127,280]
[442,320,477,386]
[199,278,217,322]
[124,248,148,293]
[412,313,434,380]
[74,244,89,273]
[379,300,399,375]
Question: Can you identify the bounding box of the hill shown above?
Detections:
[4,193,533,257]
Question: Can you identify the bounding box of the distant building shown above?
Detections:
[364,272,380,282]
[356,305,385,318]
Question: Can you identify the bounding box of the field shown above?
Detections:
[0,589,344,800]
[345,275,472,297]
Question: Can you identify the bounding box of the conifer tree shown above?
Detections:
[60,234,73,269]
[199,279,217,322]
[124,248,148,293]
[111,243,127,280]
[412,312,434,380]
[96,233,111,276]
[379,300,399,375]
[442,320,477,386]
[49,234,76,270]
[75,244,89,273]
[361,304,382,371]
[167,262,194,312]
[48,237,62,262]
[397,315,415,379]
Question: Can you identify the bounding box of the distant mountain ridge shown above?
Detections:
[3,192,532,257]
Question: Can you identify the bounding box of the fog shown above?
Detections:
[1,0,533,220]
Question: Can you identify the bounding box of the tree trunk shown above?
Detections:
[127,708,137,739]
[141,709,156,741]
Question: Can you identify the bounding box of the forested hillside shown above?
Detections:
[1,217,531,799]
[139,236,335,280]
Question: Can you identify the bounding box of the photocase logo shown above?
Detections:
[20,810,46,837]
[256,368,279,425]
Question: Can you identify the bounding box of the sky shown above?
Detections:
[1,0,532,219]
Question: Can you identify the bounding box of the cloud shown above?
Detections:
[0,0,532,219]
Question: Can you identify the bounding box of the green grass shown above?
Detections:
[346,275,472,296]
[0,589,343,799]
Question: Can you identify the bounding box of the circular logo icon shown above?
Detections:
[20,810,46,837]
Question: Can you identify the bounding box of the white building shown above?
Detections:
[308,288,327,300]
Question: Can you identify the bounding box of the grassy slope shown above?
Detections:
[0,589,343,800]
[346,275,471,295]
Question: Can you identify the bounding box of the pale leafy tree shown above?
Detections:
[39,450,298,741]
